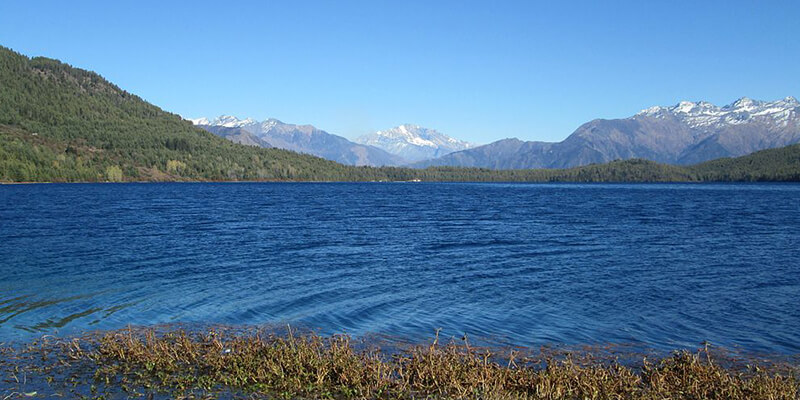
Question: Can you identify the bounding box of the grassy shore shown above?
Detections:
[1,327,798,399]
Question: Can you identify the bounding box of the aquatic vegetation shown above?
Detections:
[1,327,797,399]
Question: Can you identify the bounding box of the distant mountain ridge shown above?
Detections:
[416,97,800,169]
[355,124,474,162]
[4,44,800,183]
[191,116,404,167]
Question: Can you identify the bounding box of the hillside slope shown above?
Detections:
[689,143,800,181]
[0,46,368,182]
[1,45,799,183]
[417,97,800,169]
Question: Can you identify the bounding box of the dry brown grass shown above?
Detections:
[35,327,791,399]
[0,327,797,399]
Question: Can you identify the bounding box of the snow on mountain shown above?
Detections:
[637,96,799,129]
[191,115,259,128]
[418,96,800,169]
[187,115,404,166]
[187,117,211,126]
[355,124,474,162]
[188,97,799,170]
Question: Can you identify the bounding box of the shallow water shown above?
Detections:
[0,182,798,354]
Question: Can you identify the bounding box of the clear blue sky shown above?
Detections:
[1,1,798,143]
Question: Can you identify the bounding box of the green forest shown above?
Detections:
[1,45,799,183]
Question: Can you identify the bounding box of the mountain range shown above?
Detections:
[191,117,473,167]
[354,124,474,162]
[195,96,800,170]
[2,44,800,183]
[189,116,404,167]
[416,97,800,169]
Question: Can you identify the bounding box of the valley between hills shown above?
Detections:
[2,45,799,184]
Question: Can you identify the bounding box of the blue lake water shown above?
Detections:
[0,183,798,354]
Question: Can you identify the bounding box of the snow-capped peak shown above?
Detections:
[210,115,258,128]
[355,124,474,162]
[674,101,697,114]
[187,115,263,128]
[257,118,281,131]
[636,97,798,128]
[188,117,211,126]
[726,97,762,112]
[639,106,664,116]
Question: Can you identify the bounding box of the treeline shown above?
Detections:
[688,144,800,182]
[1,45,799,183]
[0,45,376,182]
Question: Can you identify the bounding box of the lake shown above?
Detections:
[0,183,798,354]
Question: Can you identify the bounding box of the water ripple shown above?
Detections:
[0,183,799,354]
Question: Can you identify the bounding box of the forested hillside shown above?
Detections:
[689,143,800,181]
[1,45,799,183]
[0,46,374,182]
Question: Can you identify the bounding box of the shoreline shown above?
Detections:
[3,179,800,185]
[2,327,798,399]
